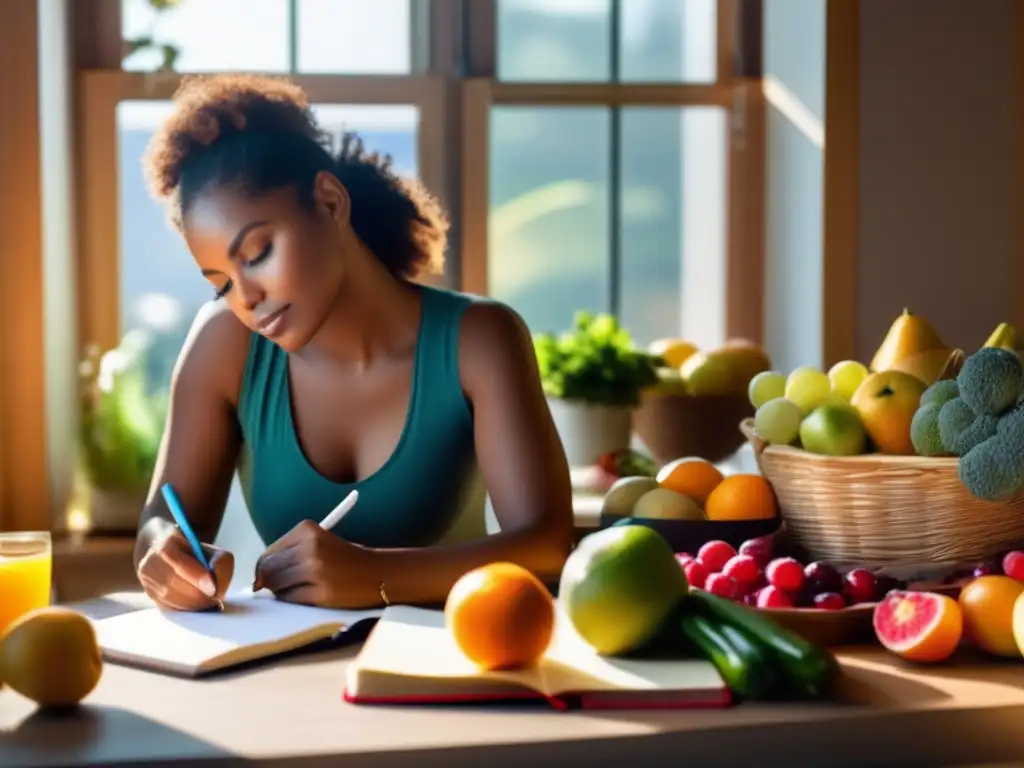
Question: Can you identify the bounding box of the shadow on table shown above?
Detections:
[0,704,239,768]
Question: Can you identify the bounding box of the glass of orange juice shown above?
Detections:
[0,531,52,636]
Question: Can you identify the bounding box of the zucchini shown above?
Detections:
[688,589,838,698]
[678,610,780,701]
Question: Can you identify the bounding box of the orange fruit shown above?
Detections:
[445,562,555,671]
[872,591,963,663]
[958,575,1024,658]
[656,458,724,506]
[703,474,778,521]
[850,370,927,455]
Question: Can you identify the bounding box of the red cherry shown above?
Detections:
[813,592,846,610]
[705,573,740,600]
[756,585,793,609]
[843,568,878,604]
[1003,551,1024,582]
[743,590,761,607]
[683,560,708,590]
[765,558,805,592]
[722,554,760,585]
[675,552,695,568]
[738,536,774,568]
[697,541,737,574]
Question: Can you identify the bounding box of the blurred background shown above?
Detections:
[0,0,1021,577]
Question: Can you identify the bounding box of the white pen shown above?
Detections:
[318,489,359,530]
[243,490,360,596]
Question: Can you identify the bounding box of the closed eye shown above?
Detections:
[212,242,274,299]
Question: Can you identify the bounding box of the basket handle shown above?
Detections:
[739,418,768,459]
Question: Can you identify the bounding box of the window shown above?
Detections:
[121,0,413,74]
[466,0,737,348]
[497,0,718,83]
[116,100,419,396]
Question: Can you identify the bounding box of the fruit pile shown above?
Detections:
[0,606,103,709]
[910,347,1024,501]
[873,549,1024,664]
[601,457,777,523]
[674,536,903,611]
[648,337,771,398]
[446,525,838,703]
[748,313,1022,459]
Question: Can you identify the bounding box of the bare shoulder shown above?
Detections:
[458,299,537,391]
[172,300,252,407]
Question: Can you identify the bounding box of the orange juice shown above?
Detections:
[0,533,52,637]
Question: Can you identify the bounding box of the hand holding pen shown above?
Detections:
[135,484,235,612]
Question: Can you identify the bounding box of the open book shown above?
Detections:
[344,606,731,710]
[92,591,382,677]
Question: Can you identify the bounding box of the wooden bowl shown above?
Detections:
[756,582,961,647]
[633,390,753,465]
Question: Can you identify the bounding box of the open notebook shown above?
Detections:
[92,591,383,677]
[344,606,731,710]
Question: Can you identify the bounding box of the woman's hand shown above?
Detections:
[253,521,378,609]
[137,524,234,611]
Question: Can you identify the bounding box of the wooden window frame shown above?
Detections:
[458,0,766,345]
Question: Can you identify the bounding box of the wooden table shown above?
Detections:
[3,594,1024,767]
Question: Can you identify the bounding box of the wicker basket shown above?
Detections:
[740,418,1024,566]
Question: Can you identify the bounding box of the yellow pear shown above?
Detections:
[870,309,945,372]
[888,347,956,387]
[983,323,1017,351]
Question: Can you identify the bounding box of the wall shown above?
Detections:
[856,0,1018,360]
[762,0,826,373]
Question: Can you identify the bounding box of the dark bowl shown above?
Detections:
[601,514,781,556]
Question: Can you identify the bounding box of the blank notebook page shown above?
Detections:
[353,606,723,697]
[93,592,382,672]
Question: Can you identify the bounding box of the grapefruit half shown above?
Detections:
[872,591,963,663]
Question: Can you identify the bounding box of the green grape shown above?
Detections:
[785,367,832,414]
[748,370,786,409]
[754,397,803,445]
[828,360,869,401]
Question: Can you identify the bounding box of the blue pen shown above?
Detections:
[161,483,223,609]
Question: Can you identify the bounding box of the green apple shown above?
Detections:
[799,404,867,456]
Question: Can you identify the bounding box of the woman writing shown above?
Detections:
[132,74,574,611]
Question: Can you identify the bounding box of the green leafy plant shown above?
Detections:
[533,312,660,407]
[78,331,166,496]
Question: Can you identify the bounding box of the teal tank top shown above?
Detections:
[236,285,479,548]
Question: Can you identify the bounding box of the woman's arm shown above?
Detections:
[133,302,249,570]
[366,300,575,602]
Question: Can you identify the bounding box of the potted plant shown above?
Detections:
[77,331,166,534]
[533,312,660,467]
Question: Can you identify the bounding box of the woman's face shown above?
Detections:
[182,175,350,353]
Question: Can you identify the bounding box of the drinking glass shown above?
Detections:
[0,531,52,636]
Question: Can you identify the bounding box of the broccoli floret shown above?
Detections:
[957,347,1024,416]
[938,397,977,454]
[951,414,998,456]
[959,431,1024,502]
[998,401,1024,438]
[910,403,949,456]
[920,379,960,408]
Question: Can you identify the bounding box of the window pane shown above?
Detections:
[620,107,727,348]
[619,0,717,83]
[497,0,612,82]
[297,0,411,74]
[116,101,419,395]
[121,0,290,73]
[488,107,610,333]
